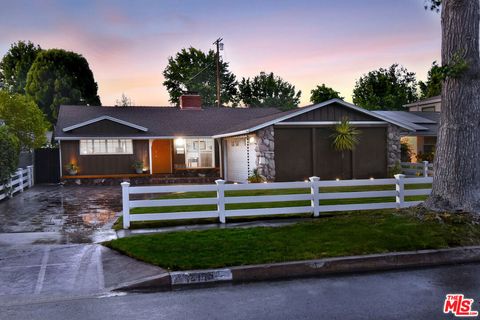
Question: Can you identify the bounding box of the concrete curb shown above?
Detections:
[112,246,480,292]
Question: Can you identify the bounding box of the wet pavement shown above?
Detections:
[0,244,165,305]
[0,184,121,243]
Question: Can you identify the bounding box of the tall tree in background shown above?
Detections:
[352,64,417,110]
[115,93,134,107]
[163,47,238,106]
[0,41,42,94]
[424,0,480,213]
[310,84,343,104]
[0,91,48,149]
[25,49,101,123]
[419,61,443,98]
[238,72,301,110]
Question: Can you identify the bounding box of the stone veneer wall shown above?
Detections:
[387,124,402,170]
[254,126,275,181]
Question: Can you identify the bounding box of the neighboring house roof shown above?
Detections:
[403,95,441,108]
[55,99,423,140]
[373,111,439,136]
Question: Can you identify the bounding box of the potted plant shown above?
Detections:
[132,161,144,174]
[65,163,79,175]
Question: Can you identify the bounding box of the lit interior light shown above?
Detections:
[336,178,340,181]
[174,137,185,146]
[304,180,308,182]
[263,181,268,184]
[234,182,238,185]
[370,177,374,180]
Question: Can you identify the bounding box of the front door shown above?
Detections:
[152,140,172,174]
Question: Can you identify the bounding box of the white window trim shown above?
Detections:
[79,139,134,155]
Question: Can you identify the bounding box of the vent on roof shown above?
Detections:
[180,93,202,110]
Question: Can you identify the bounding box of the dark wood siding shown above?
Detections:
[61,140,150,175]
[275,128,312,181]
[284,102,378,122]
[275,126,387,181]
[69,119,143,136]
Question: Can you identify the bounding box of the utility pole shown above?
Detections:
[213,38,223,107]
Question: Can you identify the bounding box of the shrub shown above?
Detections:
[0,126,20,183]
[248,168,265,183]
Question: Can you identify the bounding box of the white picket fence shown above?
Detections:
[401,161,433,177]
[0,166,34,201]
[121,174,433,229]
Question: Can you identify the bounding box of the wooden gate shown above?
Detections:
[34,148,60,183]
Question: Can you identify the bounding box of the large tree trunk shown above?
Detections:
[425,0,480,213]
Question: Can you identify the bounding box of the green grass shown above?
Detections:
[104,209,480,271]
[113,183,432,230]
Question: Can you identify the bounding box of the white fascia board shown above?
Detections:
[275,121,388,126]
[213,99,416,138]
[55,135,215,141]
[62,116,149,132]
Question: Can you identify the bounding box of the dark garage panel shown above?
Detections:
[314,128,352,180]
[274,126,388,181]
[275,128,312,182]
[34,148,60,183]
[353,127,387,178]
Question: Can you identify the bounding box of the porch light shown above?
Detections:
[336,178,340,181]
[234,182,238,185]
[249,136,255,143]
[174,138,185,146]
[370,177,374,180]
[263,181,268,184]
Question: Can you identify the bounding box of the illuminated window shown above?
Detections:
[80,139,133,155]
[174,138,214,168]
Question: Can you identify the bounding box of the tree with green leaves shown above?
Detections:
[0,91,48,149]
[423,0,480,214]
[0,41,42,94]
[238,72,301,110]
[352,64,417,110]
[25,49,101,123]
[163,47,238,106]
[310,84,343,104]
[0,126,20,184]
[419,61,443,99]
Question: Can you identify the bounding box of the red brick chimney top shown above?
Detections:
[179,94,202,110]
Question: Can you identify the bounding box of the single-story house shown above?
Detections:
[404,95,441,112]
[55,95,427,183]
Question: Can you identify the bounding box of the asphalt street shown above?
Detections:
[2,262,479,320]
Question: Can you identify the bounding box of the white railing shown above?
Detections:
[121,174,433,229]
[0,166,34,201]
[401,161,433,177]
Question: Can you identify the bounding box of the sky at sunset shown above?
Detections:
[0,0,441,106]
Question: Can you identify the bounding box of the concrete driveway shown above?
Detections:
[0,184,121,244]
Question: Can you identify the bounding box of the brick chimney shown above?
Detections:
[179,94,202,110]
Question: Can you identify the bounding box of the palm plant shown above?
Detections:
[330,118,360,151]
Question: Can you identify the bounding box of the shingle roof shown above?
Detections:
[403,95,441,108]
[372,111,439,136]
[55,105,285,139]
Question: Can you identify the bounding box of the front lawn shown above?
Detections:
[104,208,480,271]
[113,183,431,230]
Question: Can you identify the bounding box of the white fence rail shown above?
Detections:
[0,166,34,201]
[121,174,433,229]
[401,161,433,177]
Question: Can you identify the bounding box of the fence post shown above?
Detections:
[423,161,429,177]
[17,168,24,192]
[121,182,131,229]
[309,176,320,217]
[394,174,405,209]
[216,179,226,223]
[27,165,34,187]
